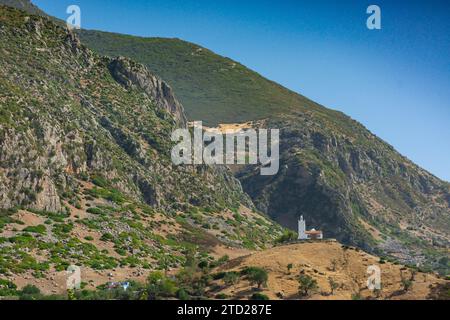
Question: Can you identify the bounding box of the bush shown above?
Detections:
[223,272,240,286]
[298,274,318,297]
[176,288,190,300]
[250,293,269,300]
[19,284,42,300]
[244,267,268,289]
[198,260,209,270]
[87,207,104,215]
[217,255,229,265]
[147,272,178,299]
[100,233,114,242]
[23,225,46,235]
[0,279,17,296]
[276,230,297,243]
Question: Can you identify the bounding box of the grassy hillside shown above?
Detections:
[78,30,329,126]
[0,6,284,298]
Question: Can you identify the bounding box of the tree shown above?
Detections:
[21,284,41,295]
[223,272,239,286]
[328,277,339,295]
[298,274,318,297]
[146,271,177,299]
[250,293,269,300]
[329,259,338,272]
[246,267,268,289]
[400,271,414,292]
[401,278,413,292]
[287,264,293,274]
[276,230,297,243]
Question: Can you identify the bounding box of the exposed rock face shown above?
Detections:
[0,6,249,214]
[109,57,187,127]
[237,113,450,273]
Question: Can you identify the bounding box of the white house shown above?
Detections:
[298,216,323,240]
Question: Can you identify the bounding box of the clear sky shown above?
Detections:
[33,0,450,181]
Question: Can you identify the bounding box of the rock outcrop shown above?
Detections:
[109,56,187,128]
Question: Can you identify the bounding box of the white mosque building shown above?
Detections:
[298,216,323,240]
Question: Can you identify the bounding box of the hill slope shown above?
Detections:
[0,6,283,294]
[211,242,447,300]
[78,30,319,126]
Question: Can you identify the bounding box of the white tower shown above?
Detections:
[298,216,307,240]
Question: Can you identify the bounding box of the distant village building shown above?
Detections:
[298,216,323,240]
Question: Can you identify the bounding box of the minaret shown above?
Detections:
[298,215,307,240]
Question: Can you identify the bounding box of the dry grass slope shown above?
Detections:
[212,242,448,300]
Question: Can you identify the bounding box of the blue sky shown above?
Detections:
[33,0,450,181]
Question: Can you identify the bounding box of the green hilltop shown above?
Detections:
[79,30,326,126]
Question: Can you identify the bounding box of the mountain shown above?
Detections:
[0,5,283,293]
[1,1,449,276]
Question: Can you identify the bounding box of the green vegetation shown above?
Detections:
[298,274,318,297]
[328,277,339,295]
[276,230,297,243]
[78,31,328,126]
[250,293,270,300]
[23,224,47,235]
[242,267,268,289]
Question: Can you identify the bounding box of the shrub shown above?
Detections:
[276,230,297,243]
[0,279,17,296]
[223,272,240,286]
[328,277,339,295]
[198,260,209,270]
[176,288,190,300]
[215,293,229,299]
[250,293,269,300]
[217,255,229,265]
[87,207,104,215]
[245,267,268,289]
[20,284,41,300]
[287,263,293,274]
[298,274,318,297]
[100,233,114,242]
[146,272,178,299]
[23,225,46,235]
